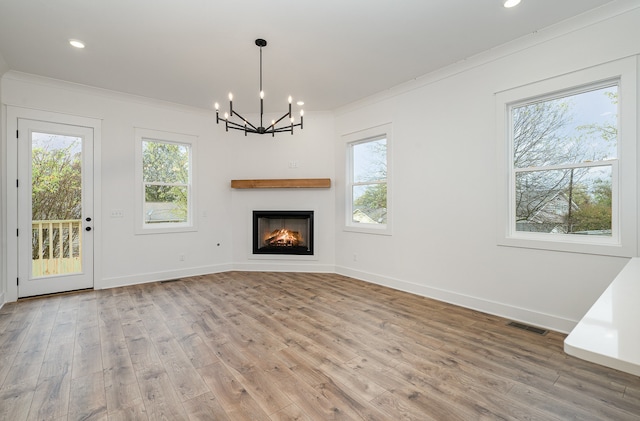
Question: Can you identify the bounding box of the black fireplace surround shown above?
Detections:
[253,210,314,255]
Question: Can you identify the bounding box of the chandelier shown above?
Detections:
[215,39,304,136]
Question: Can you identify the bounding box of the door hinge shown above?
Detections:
[17,228,19,236]
[16,179,19,188]
[17,277,19,286]
[16,129,19,138]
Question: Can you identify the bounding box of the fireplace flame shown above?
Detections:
[265,228,302,247]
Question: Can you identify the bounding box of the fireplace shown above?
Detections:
[253,210,314,255]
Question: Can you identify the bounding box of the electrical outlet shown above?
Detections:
[179,254,185,261]
[288,160,299,169]
[353,253,358,261]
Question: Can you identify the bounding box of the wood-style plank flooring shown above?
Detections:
[1,271,639,420]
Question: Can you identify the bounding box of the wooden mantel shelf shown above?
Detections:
[231,178,331,189]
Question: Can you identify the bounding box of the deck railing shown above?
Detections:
[32,219,82,277]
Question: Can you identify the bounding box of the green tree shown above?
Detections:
[569,179,612,232]
[32,142,82,220]
[514,87,616,234]
[354,184,387,219]
[352,139,387,224]
[31,139,82,258]
[142,140,189,222]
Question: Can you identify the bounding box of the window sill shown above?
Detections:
[135,224,197,235]
[344,223,392,236]
[498,234,633,257]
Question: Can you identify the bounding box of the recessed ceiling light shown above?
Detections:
[503,0,521,7]
[296,101,304,106]
[69,39,85,49]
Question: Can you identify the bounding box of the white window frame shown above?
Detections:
[343,123,392,235]
[134,128,197,234]
[496,57,637,257]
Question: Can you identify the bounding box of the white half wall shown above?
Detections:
[334,4,640,333]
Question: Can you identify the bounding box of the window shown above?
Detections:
[496,58,637,256]
[344,124,392,234]
[513,84,618,237]
[135,128,196,234]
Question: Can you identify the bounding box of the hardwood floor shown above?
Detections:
[1,271,639,420]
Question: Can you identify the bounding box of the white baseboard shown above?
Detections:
[0,292,5,310]
[335,265,577,334]
[232,261,335,273]
[99,263,234,290]
[31,261,576,334]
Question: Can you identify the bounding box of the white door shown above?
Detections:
[17,119,94,297]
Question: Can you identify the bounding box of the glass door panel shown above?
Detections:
[31,132,84,277]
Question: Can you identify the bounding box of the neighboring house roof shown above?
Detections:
[352,209,377,224]
[516,190,580,234]
[517,190,579,224]
[528,191,579,224]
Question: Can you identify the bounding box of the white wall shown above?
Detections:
[334,5,640,333]
[228,112,336,272]
[0,52,9,306]
[0,73,334,301]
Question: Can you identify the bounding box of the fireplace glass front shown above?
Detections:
[253,211,314,255]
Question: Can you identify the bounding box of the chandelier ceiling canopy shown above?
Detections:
[215,38,304,136]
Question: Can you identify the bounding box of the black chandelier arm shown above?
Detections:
[224,119,250,130]
[270,111,294,128]
[222,121,302,135]
[271,122,302,133]
[229,110,259,131]
[225,125,255,133]
[224,119,257,134]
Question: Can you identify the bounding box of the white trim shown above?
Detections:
[233,262,335,273]
[335,265,578,333]
[99,263,234,290]
[496,56,637,257]
[343,123,393,236]
[5,106,102,302]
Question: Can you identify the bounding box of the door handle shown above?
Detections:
[86,227,92,231]
[86,217,92,222]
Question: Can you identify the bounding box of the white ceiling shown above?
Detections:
[0,0,618,112]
